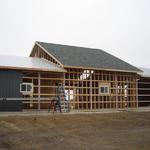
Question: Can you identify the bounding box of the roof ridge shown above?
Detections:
[36,41,105,52]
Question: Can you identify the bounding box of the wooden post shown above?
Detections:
[68,71,70,101]
[115,74,118,109]
[38,72,41,111]
[136,78,139,108]
[63,72,65,89]
[90,71,92,110]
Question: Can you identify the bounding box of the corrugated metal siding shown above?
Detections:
[0,70,22,98]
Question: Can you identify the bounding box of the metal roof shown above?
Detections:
[0,55,66,72]
[138,67,150,77]
[36,41,141,73]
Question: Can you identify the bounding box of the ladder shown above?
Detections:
[56,83,69,112]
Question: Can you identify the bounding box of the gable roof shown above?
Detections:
[0,55,66,72]
[35,41,141,73]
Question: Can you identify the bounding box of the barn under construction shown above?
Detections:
[0,41,148,111]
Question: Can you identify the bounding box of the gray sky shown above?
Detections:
[0,0,150,68]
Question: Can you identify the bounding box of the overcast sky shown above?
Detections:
[0,0,150,68]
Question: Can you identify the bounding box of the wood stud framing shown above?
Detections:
[22,69,138,110]
[27,44,139,110]
[30,44,62,66]
[22,71,63,109]
[64,68,138,110]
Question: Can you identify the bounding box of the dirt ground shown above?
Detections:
[0,111,150,150]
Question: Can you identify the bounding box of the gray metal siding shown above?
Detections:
[0,70,22,98]
[0,100,22,111]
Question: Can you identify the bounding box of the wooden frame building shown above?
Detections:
[0,41,142,111]
[29,41,141,110]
